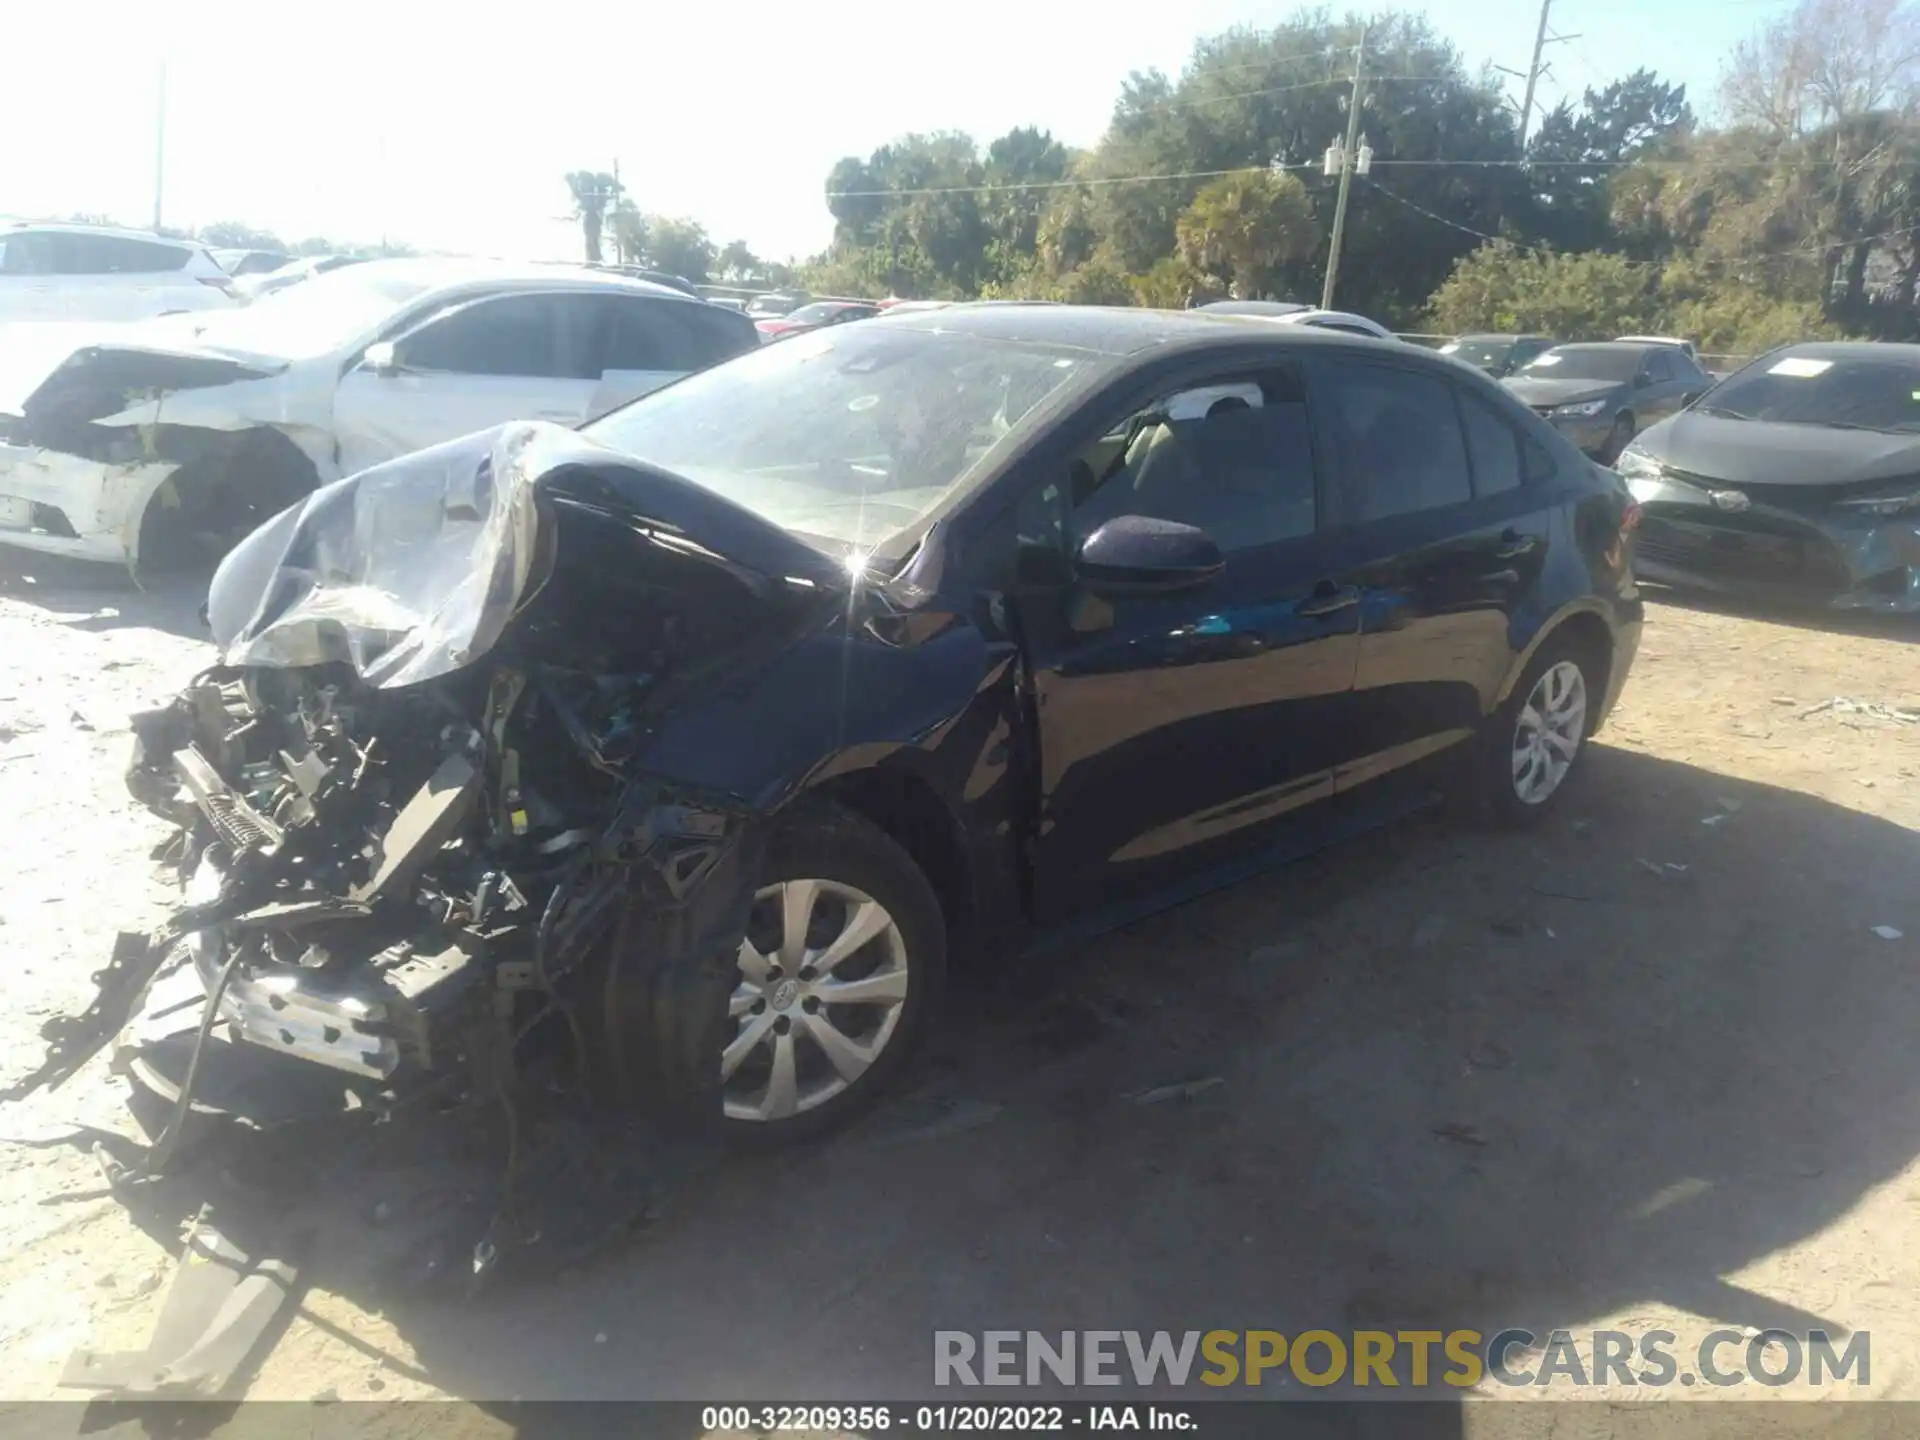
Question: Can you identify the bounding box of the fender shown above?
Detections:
[1490,593,1641,733]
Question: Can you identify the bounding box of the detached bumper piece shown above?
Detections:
[60,1208,306,1398]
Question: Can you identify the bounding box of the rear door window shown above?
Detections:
[602,296,751,373]
[1457,390,1525,496]
[54,233,191,274]
[1313,359,1474,522]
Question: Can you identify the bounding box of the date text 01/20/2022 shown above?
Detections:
[698,1405,1195,1431]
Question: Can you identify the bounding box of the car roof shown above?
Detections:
[331,256,710,304]
[875,302,1412,357]
[3,221,201,248]
[1762,340,1920,362]
[1195,300,1310,316]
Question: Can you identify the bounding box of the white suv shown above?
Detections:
[0,223,238,323]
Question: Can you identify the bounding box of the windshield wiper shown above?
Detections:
[1809,419,1904,433]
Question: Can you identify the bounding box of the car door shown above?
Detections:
[1005,362,1366,924]
[1305,356,1556,800]
[331,291,602,474]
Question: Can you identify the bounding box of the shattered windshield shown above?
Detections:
[176,265,438,359]
[583,325,1096,551]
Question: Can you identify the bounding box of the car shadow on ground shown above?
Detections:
[1641,581,1920,646]
[69,743,1920,1414]
[0,552,211,642]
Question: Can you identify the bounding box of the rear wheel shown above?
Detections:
[1474,634,1600,826]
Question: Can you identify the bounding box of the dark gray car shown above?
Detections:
[1617,341,1920,613]
[1441,333,1559,378]
[1503,342,1713,462]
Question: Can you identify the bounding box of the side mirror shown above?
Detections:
[361,340,400,374]
[1633,372,1653,390]
[1073,515,1224,595]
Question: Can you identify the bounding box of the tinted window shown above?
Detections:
[1458,390,1524,495]
[1073,370,1318,551]
[0,232,55,275]
[55,233,190,274]
[1440,338,1513,370]
[1518,346,1642,382]
[1317,360,1473,521]
[400,295,566,377]
[1694,352,1920,433]
[1644,350,1674,382]
[604,296,752,372]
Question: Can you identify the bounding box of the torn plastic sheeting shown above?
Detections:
[205,419,848,691]
[205,423,549,690]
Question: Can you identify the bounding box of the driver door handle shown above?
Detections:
[1298,582,1360,617]
[1493,530,1538,559]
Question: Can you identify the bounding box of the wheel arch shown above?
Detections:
[796,759,977,957]
[1494,601,1619,734]
[126,425,321,575]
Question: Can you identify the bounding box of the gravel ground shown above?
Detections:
[0,559,1916,1423]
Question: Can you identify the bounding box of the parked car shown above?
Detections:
[33,306,1643,1150]
[756,299,882,341]
[0,259,759,574]
[705,296,749,312]
[1194,300,1311,318]
[597,265,701,297]
[1503,342,1713,462]
[1616,334,1700,364]
[1210,305,1397,340]
[0,223,237,322]
[1440,333,1560,378]
[234,253,365,302]
[745,291,809,320]
[1618,341,1920,613]
[212,248,292,278]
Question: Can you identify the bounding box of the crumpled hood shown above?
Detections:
[1632,410,1920,489]
[1502,376,1625,408]
[0,318,286,431]
[207,420,847,689]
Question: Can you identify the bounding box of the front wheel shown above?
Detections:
[720,806,946,1141]
[1474,637,1599,826]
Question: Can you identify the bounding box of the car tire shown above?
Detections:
[1600,413,1634,464]
[601,802,946,1146]
[1474,632,1602,827]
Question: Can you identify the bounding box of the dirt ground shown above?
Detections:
[0,556,1916,1426]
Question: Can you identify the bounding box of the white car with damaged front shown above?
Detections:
[0,258,759,574]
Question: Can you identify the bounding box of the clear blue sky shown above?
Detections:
[5,0,1790,263]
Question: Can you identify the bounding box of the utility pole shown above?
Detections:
[152,61,168,232]
[1518,0,1552,148]
[1321,29,1367,311]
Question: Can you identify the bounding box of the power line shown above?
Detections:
[1362,175,1917,268]
[826,150,1890,200]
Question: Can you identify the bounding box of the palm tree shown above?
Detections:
[565,171,622,264]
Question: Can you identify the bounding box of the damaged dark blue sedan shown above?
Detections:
[18,306,1643,1150]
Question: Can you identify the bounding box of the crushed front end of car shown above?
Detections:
[7,420,845,1184]
[1621,451,1920,613]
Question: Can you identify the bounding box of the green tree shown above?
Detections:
[565,170,622,264]
[1426,243,1657,337]
[1175,171,1317,298]
[643,216,717,283]
[608,199,646,266]
[199,221,287,251]
[1521,70,1693,252]
[716,239,759,281]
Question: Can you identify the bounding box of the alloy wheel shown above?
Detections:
[723,878,910,1123]
[1511,660,1588,805]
